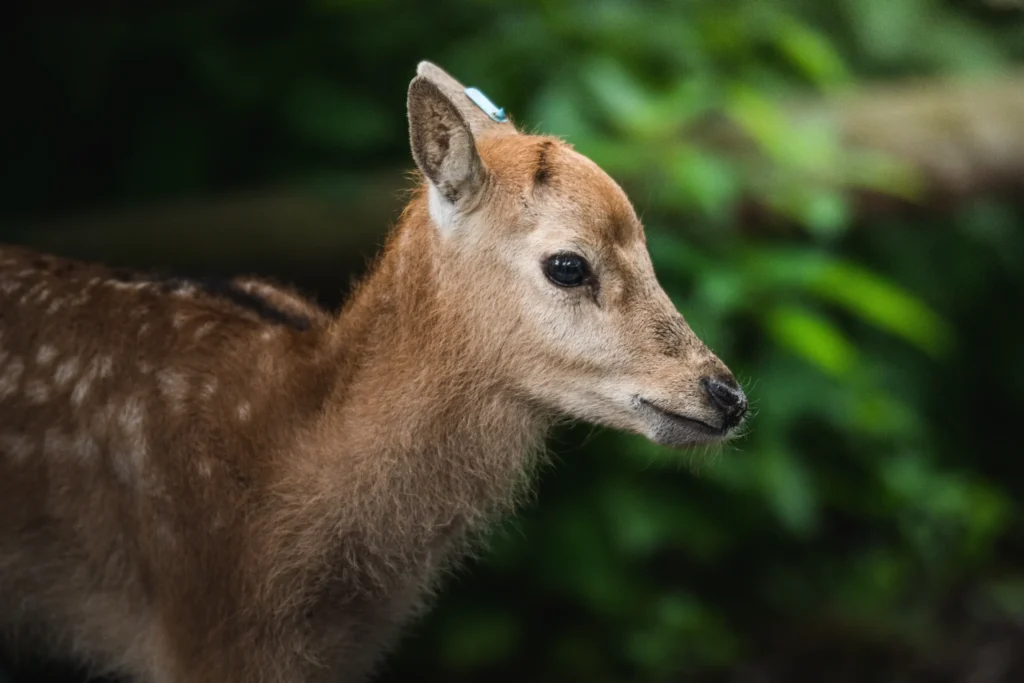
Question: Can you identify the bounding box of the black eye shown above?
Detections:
[544,252,592,288]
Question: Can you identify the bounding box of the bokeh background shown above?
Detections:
[3,1,1024,682]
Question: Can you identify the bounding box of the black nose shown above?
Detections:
[701,376,748,428]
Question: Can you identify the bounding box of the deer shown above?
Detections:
[0,61,748,683]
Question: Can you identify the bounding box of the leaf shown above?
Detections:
[812,261,954,357]
[851,392,920,439]
[765,305,858,378]
[774,17,851,88]
[582,58,658,136]
[531,80,592,139]
[696,268,747,315]
[668,148,741,219]
[727,85,789,157]
[738,248,954,357]
[800,189,850,238]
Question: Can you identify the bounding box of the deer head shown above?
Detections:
[407,62,747,447]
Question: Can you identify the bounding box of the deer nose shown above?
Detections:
[701,376,747,428]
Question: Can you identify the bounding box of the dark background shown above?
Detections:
[3,1,1024,682]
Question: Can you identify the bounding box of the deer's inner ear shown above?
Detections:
[407,77,486,221]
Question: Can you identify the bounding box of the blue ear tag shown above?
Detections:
[465,87,508,123]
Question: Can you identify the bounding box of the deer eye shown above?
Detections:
[544,252,592,288]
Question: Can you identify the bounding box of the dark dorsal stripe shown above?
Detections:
[534,140,555,185]
[109,266,312,331]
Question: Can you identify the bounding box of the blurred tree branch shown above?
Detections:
[746,70,1024,221]
[20,71,1024,267]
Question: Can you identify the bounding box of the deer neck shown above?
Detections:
[280,192,550,589]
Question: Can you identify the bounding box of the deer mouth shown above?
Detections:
[635,397,729,446]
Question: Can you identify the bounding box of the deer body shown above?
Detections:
[0,62,747,682]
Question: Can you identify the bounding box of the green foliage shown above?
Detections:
[3,0,1024,681]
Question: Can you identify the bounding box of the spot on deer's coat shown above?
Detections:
[54,357,80,388]
[171,283,198,298]
[36,345,58,366]
[194,321,216,341]
[71,374,93,407]
[200,378,218,400]
[156,369,189,411]
[237,401,252,422]
[19,284,44,305]
[71,357,105,407]
[117,396,149,477]
[119,395,146,437]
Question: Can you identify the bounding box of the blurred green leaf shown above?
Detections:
[774,16,851,88]
[799,188,850,238]
[532,79,592,139]
[737,247,953,356]
[727,85,789,157]
[583,58,659,137]
[812,260,954,357]
[667,148,740,219]
[766,304,858,377]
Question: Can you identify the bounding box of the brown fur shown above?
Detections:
[0,62,745,682]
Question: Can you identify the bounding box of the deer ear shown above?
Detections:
[407,76,486,213]
[414,61,517,137]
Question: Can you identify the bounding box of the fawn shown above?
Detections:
[0,61,748,682]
